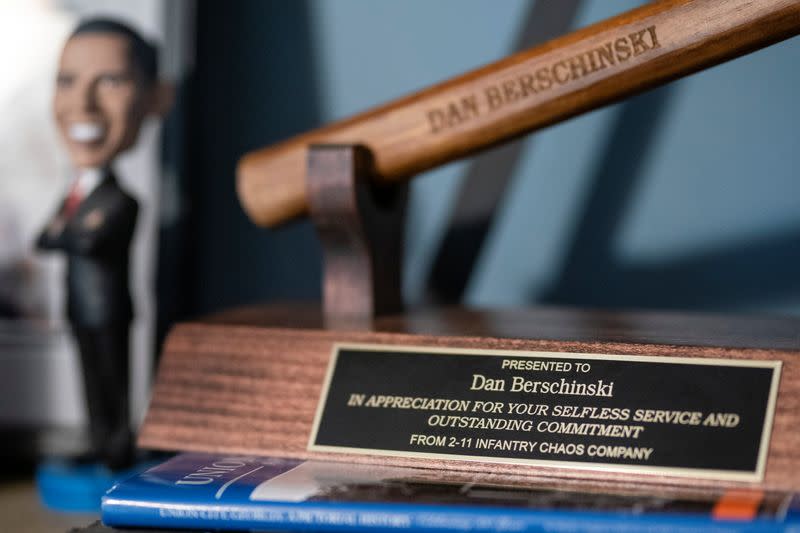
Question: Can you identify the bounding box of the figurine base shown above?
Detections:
[36,458,160,513]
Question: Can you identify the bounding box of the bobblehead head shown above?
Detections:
[53,20,166,170]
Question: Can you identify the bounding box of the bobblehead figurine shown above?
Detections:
[37,19,165,470]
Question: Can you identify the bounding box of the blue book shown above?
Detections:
[102,452,797,532]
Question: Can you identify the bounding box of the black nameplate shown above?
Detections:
[309,344,781,481]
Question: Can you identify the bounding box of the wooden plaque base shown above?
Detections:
[138,304,800,492]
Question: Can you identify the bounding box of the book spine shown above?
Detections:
[102,499,783,533]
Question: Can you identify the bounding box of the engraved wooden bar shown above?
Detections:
[237,0,800,227]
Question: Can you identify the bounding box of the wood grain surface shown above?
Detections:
[307,145,406,324]
[237,0,800,227]
[139,306,800,491]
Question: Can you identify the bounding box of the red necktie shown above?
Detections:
[63,180,83,219]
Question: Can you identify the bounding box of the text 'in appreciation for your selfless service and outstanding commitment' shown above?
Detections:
[341,356,748,467]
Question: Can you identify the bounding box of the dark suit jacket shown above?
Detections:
[38,173,138,328]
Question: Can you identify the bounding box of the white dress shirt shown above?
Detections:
[71,167,105,200]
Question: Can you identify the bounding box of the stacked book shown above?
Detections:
[70,452,797,532]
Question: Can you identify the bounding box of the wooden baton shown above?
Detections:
[237,0,800,227]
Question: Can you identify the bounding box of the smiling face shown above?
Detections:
[53,32,153,169]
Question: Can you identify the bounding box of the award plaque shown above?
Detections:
[310,345,780,483]
[140,306,800,491]
[139,0,800,495]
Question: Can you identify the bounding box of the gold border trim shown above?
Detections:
[308,343,781,483]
